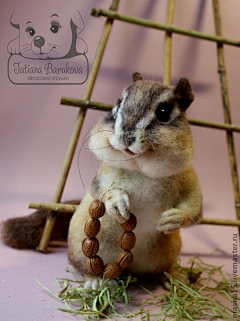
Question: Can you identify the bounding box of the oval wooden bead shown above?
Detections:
[87,255,104,275]
[120,213,137,232]
[82,237,99,258]
[117,250,134,269]
[104,262,122,279]
[88,200,105,219]
[120,232,136,250]
[84,218,101,238]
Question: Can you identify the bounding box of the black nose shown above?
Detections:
[123,134,135,147]
[34,36,45,49]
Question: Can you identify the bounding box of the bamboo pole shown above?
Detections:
[37,0,121,252]
[60,98,240,133]
[163,0,175,86]
[90,8,240,47]
[29,201,240,227]
[212,0,240,236]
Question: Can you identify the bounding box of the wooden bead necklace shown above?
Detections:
[82,199,137,279]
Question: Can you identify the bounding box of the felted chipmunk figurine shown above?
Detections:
[1,73,202,289]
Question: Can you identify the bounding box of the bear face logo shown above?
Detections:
[7,9,88,60]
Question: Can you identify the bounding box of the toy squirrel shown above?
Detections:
[1,73,202,289]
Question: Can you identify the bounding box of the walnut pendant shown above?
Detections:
[117,250,134,269]
[104,262,122,279]
[83,199,137,279]
[84,217,100,238]
[82,237,99,258]
[120,232,136,250]
[87,256,104,275]
[120,213,137,231]
[88,200,105,219]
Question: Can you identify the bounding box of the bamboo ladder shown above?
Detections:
[30,0,240,252]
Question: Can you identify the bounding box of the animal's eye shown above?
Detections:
[26,27,35,37]
[155,104,172,123]
[50,21,61,33]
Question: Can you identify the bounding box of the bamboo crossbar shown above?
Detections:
[29,201,78,213]
[90,8,240,47]
[29,201,240,227]
[60,97,114,111]
[60,98,240,133]
[188,119,240,133]
[200,218,240,227]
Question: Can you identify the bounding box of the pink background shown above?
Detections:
[0,0,239,320]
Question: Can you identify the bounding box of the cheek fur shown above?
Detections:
[109,135,125,151]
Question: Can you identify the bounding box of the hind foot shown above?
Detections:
[84,275,118,290]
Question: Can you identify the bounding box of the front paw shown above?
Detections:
[105,188,130,223]
[156,209,184,234]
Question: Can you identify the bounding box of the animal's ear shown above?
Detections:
[71,11,85,34]
[173,78,194,111]
[132,72,143,82]
[10,11,19,29]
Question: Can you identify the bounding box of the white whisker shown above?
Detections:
[83,130,113,152]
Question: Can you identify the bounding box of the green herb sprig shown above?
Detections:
[140,256,240,320]
[37,255,240,320]
[37,270,139,320]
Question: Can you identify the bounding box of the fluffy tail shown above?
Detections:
[1,200,80,249]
